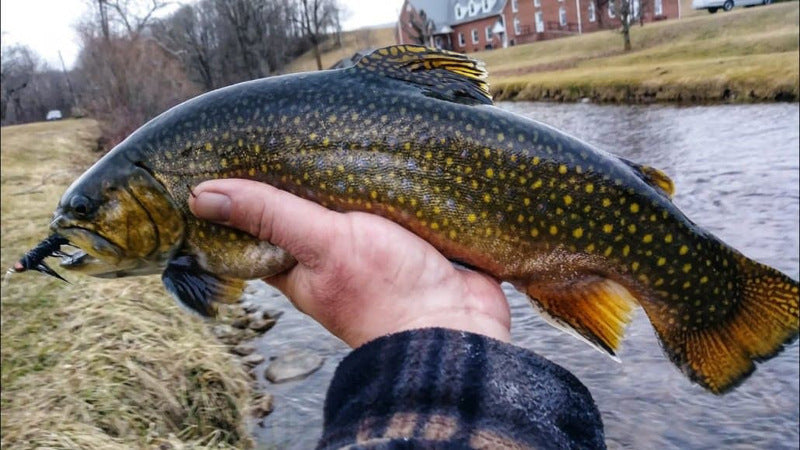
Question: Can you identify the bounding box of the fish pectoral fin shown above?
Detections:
[354,45,492,106]
[621,158,675,199]
[526,276,638,358]
[161,254,245,318]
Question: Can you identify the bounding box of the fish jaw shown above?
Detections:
[51,150,186,278]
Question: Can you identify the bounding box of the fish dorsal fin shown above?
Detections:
[354,45,492,105]
[622,158,675,199]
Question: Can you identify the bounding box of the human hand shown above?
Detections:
[188,179,511,347]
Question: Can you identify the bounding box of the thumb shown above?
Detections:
[188,179,338,268]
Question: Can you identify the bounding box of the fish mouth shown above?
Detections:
[50,217,125,265]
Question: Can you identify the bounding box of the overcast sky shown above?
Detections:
[0,0,403,69]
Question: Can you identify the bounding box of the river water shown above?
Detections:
[248,102,799,449]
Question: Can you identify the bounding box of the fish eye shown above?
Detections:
[69,195,93,218]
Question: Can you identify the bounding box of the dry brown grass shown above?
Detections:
[1,119,252,449]
[282,26,397,73]
[479,2,799,103]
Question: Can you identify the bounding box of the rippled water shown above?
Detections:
[249,102,799,449]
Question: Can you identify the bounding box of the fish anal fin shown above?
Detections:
[526,276,638,357]
[161,254,245,318]
[621,158,675,199]
[354,45,492,106]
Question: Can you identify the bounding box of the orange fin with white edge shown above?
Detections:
[526,275,639,358]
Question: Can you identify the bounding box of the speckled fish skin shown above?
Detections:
[48,45,798,394]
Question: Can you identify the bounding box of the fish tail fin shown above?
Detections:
[526,275,639,358]
[648,256,799,394]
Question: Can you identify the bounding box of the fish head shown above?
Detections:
[51,157,185,277]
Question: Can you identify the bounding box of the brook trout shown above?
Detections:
[19,45,798,394]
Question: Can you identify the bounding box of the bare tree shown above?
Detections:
[296,0,340,71]
[404,9,435,47]
[613,0,634,51]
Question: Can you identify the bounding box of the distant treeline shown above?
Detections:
[1,0,343,147]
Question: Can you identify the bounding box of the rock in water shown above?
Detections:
[265,349,324,383]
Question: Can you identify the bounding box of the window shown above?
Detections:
[514,16,521,34]
[559,6,567,25]
[484,0,490,11]
[472,28,479,43]
[534,11,544,32]
[455,4,464,19]
[534,0,541,7]
[588,1,596,21]
[512,0,519,12]
[470,1,477,14]
[486,26,493,41]
[458,32,466,46]
[608,0,616,17]
[654,0,663,14]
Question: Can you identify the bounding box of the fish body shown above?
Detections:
[37,45,797,393]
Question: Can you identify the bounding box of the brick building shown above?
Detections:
[396,0,681,53]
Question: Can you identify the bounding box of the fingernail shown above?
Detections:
[193,192,231,222]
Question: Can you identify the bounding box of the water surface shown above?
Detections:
[249,102,799,449]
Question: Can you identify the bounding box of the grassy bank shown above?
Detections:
[0,119,252,448]
[481,2,799,103]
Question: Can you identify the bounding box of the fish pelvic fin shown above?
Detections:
[648,257,798,394]
[161,254,245,318]
[526,276,638,358]
[621,158,675,199]
[354,45,492,106]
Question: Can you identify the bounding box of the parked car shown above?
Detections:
[692,0,772,13]
[46,110,63,121]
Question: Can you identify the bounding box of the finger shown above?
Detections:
[188,179,338,268]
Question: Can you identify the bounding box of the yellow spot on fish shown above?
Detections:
[483,193,492,203]
[657,257,667,266]
[370,191,378,200]
[630,203,640,213]
[517,214,525,223]
[563,195,573,205]
[631,261,640,271]
[602,198,612,207]
[700,276,708,284]
[604,247,613,257]
[228,232,237,241]
[655,278,664,287]
[532,179,543,189]
[558,165,567,174]
[573,227,584,238]
[623,245,630,256]
[220,158,228,168]
[585,243,595,253]
[431,223,439,230]
[585,184,594,193]
[603,224,614,234]
[683,281,692,289]
[205,142,212,151]
[523,198,531,206]
[628,224,637,234]
[533,156,541,165]
[485,228,493,236]
[483,148,491,158]
[549,225,558,235]
[682,263,692,273]
[468,213,477,223]
[664,234,673,244]
[530,228,539,237]
[322,137,330,146]
[643,234,653,243]
[497,133,505,142]
[679,245,689,255]
[486,168,494,178]
[248,168,256,176]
